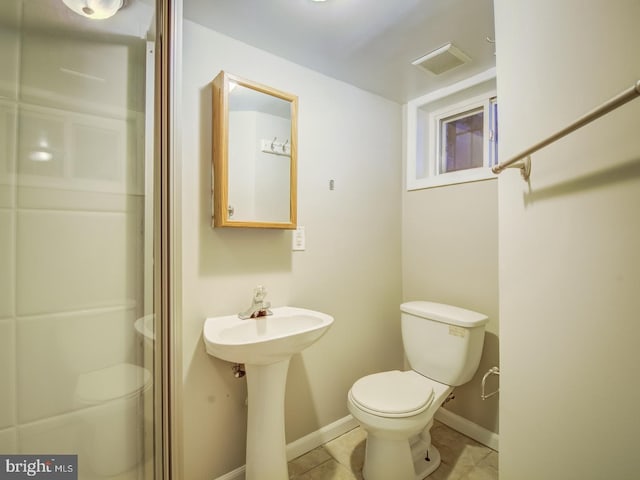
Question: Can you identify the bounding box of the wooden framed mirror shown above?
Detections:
[212,71,298,228]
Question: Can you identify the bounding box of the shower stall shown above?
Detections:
[0,0,173,478]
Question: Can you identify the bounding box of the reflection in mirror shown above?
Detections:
[212,71,298,228]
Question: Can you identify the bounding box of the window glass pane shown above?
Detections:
[440,109,484,173]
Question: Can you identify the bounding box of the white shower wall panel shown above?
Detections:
[16,209,141,315]
[0,101,16,208]
[0,210,14,317]
[17,409,141,480]
[0,427,16,453]
[19,32,145,117]
[0,320,15,430]
[17,187,135,213]
[16,305,138,423]
[0,24,18,101]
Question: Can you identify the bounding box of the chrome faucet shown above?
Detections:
[238,285,273,319]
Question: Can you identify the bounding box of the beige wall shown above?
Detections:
[402,179,499,433]
[495,0,640,478]
[180,20,403,479]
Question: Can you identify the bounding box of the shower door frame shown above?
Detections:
[155,0,182,478]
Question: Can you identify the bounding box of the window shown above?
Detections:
[441,107,485,173]
[406,69,497,190]
[428,95,497,183]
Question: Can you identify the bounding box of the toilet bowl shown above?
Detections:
[75,363,151,477]
[348,371,452,480]
[348,302,488,480]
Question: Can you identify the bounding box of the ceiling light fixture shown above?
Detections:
[62,0,124,20]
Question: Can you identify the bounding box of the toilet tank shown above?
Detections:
[401,301,488,386]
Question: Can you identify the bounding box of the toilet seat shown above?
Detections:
[76,363,151,405]
[350,370,434,418]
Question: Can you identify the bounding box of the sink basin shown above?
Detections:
[203,306,333,480]
[203,306,333,365]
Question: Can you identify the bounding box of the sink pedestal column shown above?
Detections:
[245,359,291,480]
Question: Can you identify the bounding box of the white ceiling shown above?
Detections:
[6,0,496,104]
[183,0,496,103]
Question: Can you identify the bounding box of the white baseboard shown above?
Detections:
[213,465,244,480]
[286,414,359,460]
[213,415,359,480]
[435,407,499,451]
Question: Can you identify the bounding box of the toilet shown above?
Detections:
[347,301,488,480]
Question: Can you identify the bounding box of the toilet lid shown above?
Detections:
[350,370,434,417]
[75,363,151,405]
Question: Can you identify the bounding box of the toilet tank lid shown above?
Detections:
[401,301,488,327]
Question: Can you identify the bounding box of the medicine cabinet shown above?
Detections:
[212,71,298,228]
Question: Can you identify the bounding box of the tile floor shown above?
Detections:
[288,421,498,480]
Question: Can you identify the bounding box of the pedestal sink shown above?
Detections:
[203,306,334,480]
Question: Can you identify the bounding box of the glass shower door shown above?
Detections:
[0,1,158,478]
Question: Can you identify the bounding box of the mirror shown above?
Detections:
[212,71,298,228]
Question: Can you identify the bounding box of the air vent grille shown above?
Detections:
[412,43,471,75]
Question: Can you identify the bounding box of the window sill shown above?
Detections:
[407,167,497,191]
